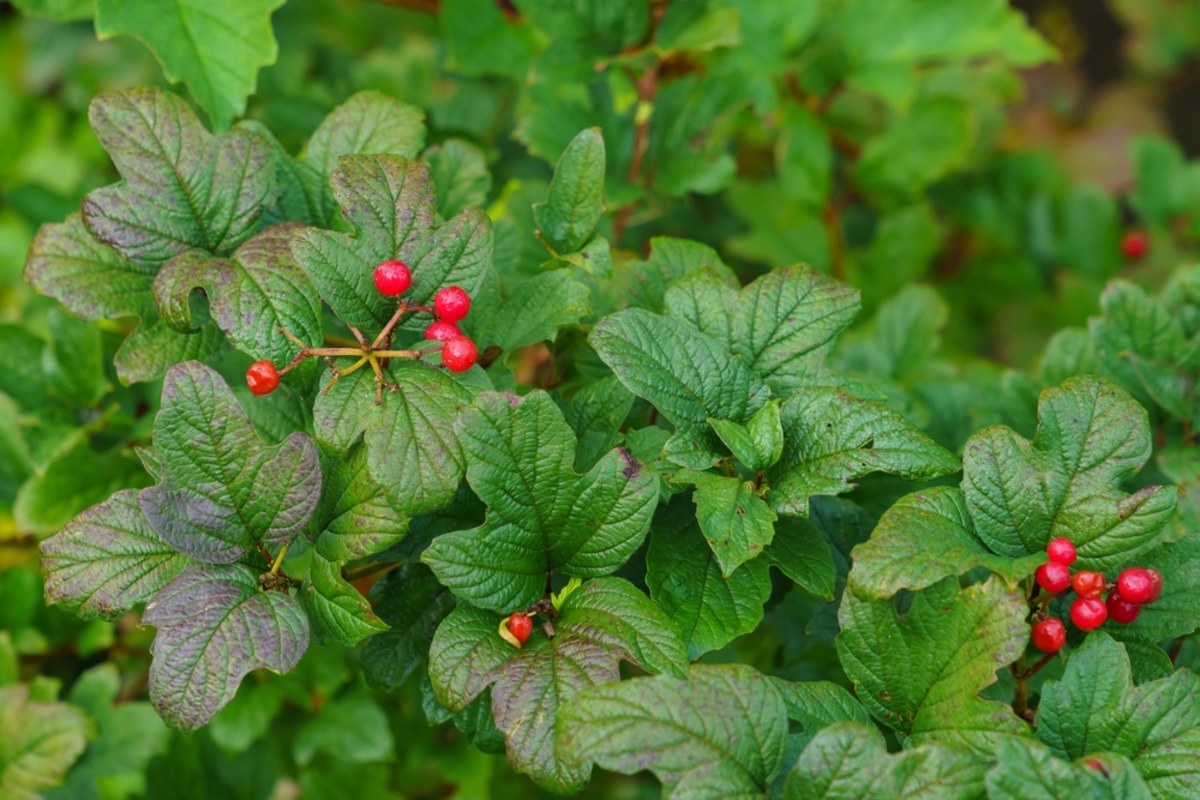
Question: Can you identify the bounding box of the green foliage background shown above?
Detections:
[4,0,1200,797]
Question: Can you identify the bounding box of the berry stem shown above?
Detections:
[1012,654,1028,720]
[347,323,371,348]
[1018,651,1056,681]
[372,302,411,349]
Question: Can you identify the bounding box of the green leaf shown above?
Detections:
[94,0,285,131]
[153,224,322,371]
[767,388,960,517]
[292,154,491,332]
[361,565,455,693]
[310,443,409,563]
[429,578,686,792]
[422,391,658,611]
[441,0,540,80]
[681,470,778,576]
[480,269,591,353]
[15,441,151,537]
[764,517,837,600]
[962,376,1177,568]
[560,663,788,798]
[293,694,394,766]
[557,376,635,472]
[769,679,872,753]
[81,88,274,264]
[533,127,605,255]
[113,317,229,386]
[41,489,191,621]
[590,308,770,469]
[986,737,1152,800]
[304,552,388,647]
[425,138,492,219]
[709,400,784,470]
[855,99,975,197]
[139,361,322,563]
[645,500,772,659]
[622,236,738,313]
[784,722,989,800]
[1131,136,1200,228]
[143,563,309,731]
[1111,535,1200,643]
[10,0,92,22]
[837,576,1028,751]
[312,358,472,515]
[777,105,831,209]
[1035,633,1200,796]
[24,214,157,322]
[0,684,91,800]
[849,487,1042,600]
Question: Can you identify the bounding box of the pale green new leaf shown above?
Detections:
[0,684,90,800]
[709,400,784,470]
[681,470,778,577]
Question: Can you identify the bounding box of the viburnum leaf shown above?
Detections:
[291,154,491,332]
[709,400,784,471]
[962,376,1177,569]
[679,470,778,576]
[94,0,284,131]
[837,576,1028,751]
[622,236,739,313]
[849,486,1042,600]
[559,663,788,799]
[304,552,388,647]
[112,317,229,386]
[361,565,455,693]
[645,500,772,659]
[769,679,872,759]
[1035,633,1200,796]
[428,578,686,792]
[783,722,989,800]
[478,269,591,353]
[309,443,409,563]
[422,391,658,612]
[40,489,191,621]
[767,387,960,517]
[312,359,472,515]
[267,91,426,228]
[425,138,491,220]
[143,563,309,731]
[533,127,605,255]
[152,223,322,372]
[138,361,322,564]
[590,308,770,469]
[80,87,274,265]
[557,376,635,472]
[764,517,838,600]
[986,737,1152,800]
[0,684,91,800]
[664,269,740,343]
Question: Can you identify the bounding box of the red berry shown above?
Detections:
[246,360,279,396]
[1036,561,1071,594]
[1116,568,1155,605]
[1031,618,1066,653]
[1046,537,1077,566]
[1070,597,1108,631]
[1121,230,1148,260]
[434,286,471,322]
[424,320,462,342]
[1145,568,1163,603]
[507,613,533,644]
[442,336,478,373]
[373,259,412,296]
[1071,570,1106,600]
[1106,589,1142,625]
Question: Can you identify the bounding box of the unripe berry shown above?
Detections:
[374,259,412,296]
[442,336,477,373]
[1116,568,1155,605]
[424,320,462,342]
[246,360,279,396]
[1106,589,1141,624]
[1070,597,1107,631]
[1031,618,1066,653]
[1035,561,1071,594]
[507,612,533,644]
[1046,537,1077,566]
[434,285,471,322]
[1071,570,1106,600]
[1121,230,1148,261]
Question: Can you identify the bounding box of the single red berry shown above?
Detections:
[1071,570,1106,600]
[1036,561,1071,594]
[1070,596,1108,631]
[246,360,279,396]
[442,335,478,373]
[507,613,533,644]
[1031,618,1066,653]
[1116,568,1155,605]
[434,285,471,322]
[1121,230,1148,260]
[1046,537,1077,566]
[373,259,412,296]
[1106,589,1142,625]
[424,320,462,342]
[1145,568,1163,603]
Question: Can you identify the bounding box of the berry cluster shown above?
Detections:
[244,259,478,402]
[1030,537,1163,653]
